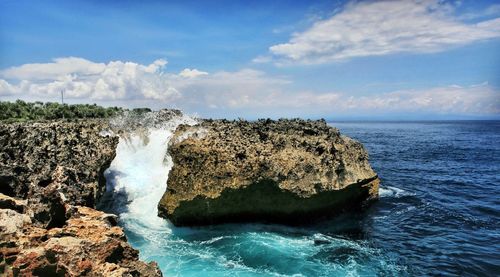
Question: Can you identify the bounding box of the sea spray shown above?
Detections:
[99,113,403,276]
[102,111,198,232]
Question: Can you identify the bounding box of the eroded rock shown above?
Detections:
[0,120,117,206]
[0,119,161,276]
[158,118,379,226]
[0,193,162,276]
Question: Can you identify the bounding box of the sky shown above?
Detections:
[0,0,499,119]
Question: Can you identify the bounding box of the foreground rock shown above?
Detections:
[159,119,379,226]
[0,193,161,276]
[0,120,161,276]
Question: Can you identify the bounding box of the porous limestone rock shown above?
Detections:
[0,120,117,207]
[158,118,379,226]
[0,193,162,276]
[0,119,161,276]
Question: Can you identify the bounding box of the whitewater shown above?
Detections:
[98,113,403,276]
[98,116,499,275]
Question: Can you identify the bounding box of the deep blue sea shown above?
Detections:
[103,120,500,276]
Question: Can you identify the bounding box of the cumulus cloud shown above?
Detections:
[0,57,179,101]
[169,69,499,116]
[179,68,208,78]
[1,57,106,81]
[267,0,500,64]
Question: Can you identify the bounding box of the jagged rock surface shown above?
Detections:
[158,119,379,226]
[0,193,162,276]
[0,120,161,276]
[0,120,117,206]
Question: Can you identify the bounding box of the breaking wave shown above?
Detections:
[99,113,404,276]
[379,186,414,198]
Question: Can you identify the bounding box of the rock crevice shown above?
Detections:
[0,120,161,276]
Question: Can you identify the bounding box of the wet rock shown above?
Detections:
[314,239,331,246]
[159,118,379,226]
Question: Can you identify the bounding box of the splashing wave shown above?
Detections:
[99,114,404,276]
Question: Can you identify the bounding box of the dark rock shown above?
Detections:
[314,239,331,246]
[28,186,67,229]
[0,193,25,213]
[0,120,118,206]
[0,175,18,197]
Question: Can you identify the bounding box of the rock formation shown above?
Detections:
[0,120,116,206]
[0,120,161,276]
[0,115,380,273]
[158,119,379,226]
[0,193,162,276]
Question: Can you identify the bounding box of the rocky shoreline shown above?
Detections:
[0,120,161,276]
[0,115,379,275]
[159,118,379,226]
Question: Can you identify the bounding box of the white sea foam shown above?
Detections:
[379,186,413,198]
[101,114,405,276]
[104,113,197,232]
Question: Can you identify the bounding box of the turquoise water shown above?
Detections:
[101,120,500,276]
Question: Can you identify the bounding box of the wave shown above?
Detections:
[103,112,197,232]
[100,113,405,276]
[379,186,414,198]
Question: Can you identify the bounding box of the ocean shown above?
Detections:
[101,120,500,276]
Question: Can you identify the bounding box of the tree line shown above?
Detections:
[0,100,152,121]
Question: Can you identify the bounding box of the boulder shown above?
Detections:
[158,119,379,226]
[0,193,162,276]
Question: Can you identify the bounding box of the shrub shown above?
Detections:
[0,100,132,121]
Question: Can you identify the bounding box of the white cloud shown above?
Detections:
[1,57,106,81]
[179,68,208,78]
[170,69,291,109]
[219,83,498,116]
[0,58,289,110]
[337,84,500,114]
[252,55,272,64]
[170,69,499,116]
[267,0,500,64]
[1,57,498,117]
[0,57,180,101]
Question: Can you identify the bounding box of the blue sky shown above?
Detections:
[0,0,499,119]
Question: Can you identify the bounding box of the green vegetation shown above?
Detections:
[0,100,128,122]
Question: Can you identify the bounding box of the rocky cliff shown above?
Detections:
[0,120,116,207]
[0,120,161,276]
[158,119,379,226]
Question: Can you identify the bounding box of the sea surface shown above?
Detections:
[100,120,500,276]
